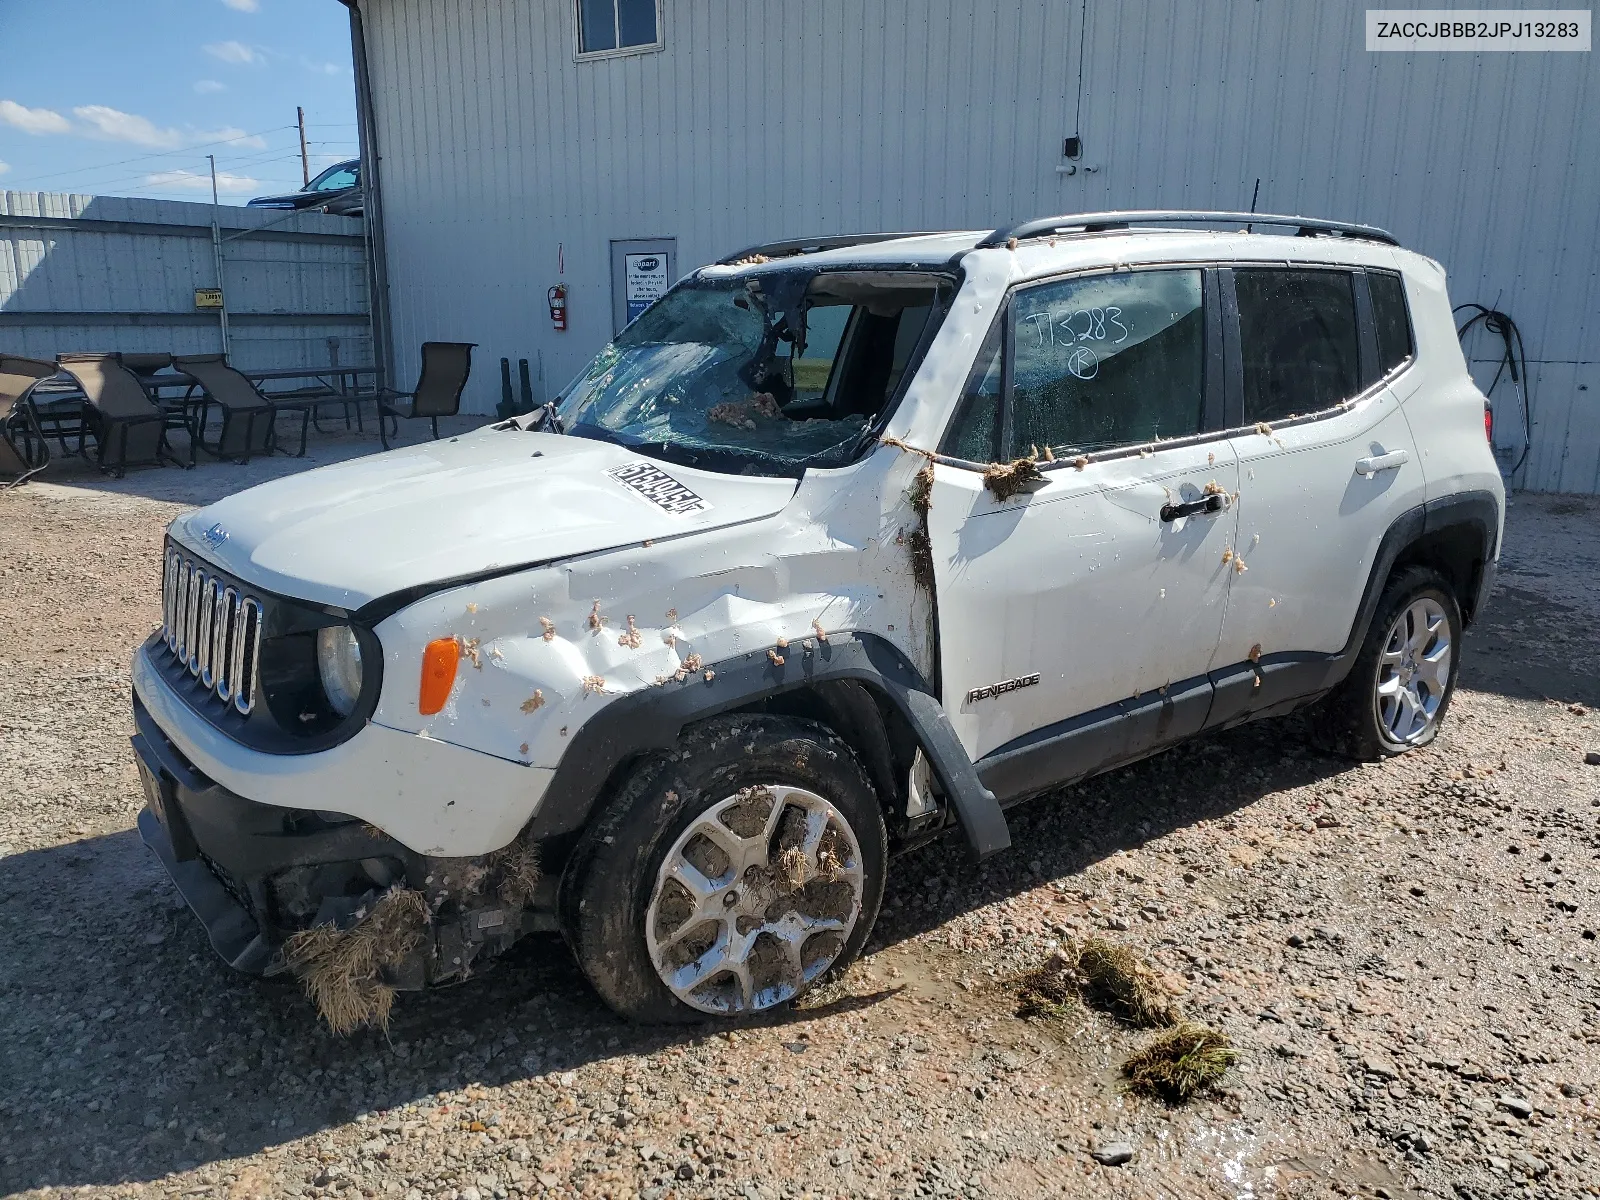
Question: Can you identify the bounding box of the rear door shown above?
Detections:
[925,266,1239,793]
[1208,265,1428,723]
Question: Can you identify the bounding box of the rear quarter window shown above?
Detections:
[1368,271,1415,375]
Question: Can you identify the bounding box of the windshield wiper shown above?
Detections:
[531,401,564,434]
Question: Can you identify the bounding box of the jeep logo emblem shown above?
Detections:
[201,522,228,549]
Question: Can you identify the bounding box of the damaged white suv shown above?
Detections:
[132,211,1503,1028]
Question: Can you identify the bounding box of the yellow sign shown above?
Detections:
[194,288,224,310]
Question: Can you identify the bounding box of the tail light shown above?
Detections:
[1484,402,1494,444]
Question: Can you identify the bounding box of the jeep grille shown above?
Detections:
[161,547,262,715]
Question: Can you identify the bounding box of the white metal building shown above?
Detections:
[344,0,1600,493]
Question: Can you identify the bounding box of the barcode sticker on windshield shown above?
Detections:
[606,462,710,517]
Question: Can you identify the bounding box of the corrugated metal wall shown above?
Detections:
[0,192,372,372]
[358,0,1599,492]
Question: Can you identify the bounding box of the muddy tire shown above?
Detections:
[1314,566,1461,760]
[559,714,887,1023]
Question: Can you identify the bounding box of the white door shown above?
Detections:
[1214,267,1427,671]
[927,266,1239,765]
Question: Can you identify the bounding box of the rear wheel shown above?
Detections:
[561,714,887,1023]
[1316,566,1461,759]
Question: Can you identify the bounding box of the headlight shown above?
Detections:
[316,625,364,717]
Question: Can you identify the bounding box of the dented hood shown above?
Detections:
[170,429,797,611]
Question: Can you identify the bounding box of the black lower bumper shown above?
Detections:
[131,694,418,976]
[131,693,553,985]
[136,807,280,974]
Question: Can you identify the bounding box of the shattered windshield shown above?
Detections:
[557,271,947,474]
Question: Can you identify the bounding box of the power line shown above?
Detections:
[1,125,295,187]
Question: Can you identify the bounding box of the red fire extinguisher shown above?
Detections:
[548,284,567,331]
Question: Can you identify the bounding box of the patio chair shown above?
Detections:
[0,355,56,487]
[172,355,283,463]
[377,342,476,449]
[55,353,174,477]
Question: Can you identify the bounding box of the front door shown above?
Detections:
[926,266,1238,796]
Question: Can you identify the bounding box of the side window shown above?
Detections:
[314,166,357,192]
[1235,269,1360,421]
[786,303,850,404]
[1368,271,1414,375]
[1010,269,1205,455]
[578,0,660,55]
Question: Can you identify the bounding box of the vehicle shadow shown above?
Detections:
[868,714,1356,952]
[0,714,1346,1195]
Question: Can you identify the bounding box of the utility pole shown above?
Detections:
[207,154,231,359]
[298,106,310,187]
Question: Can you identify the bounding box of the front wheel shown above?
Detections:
[1316,565,1462,759]
[560,714,887,1023]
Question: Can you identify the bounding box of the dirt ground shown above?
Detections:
[2,429,1598,1200]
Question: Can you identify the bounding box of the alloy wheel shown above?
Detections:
[644,784,865,1015]
[1374,596,1452,744]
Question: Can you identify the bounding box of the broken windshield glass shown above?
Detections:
[556,271,948,474]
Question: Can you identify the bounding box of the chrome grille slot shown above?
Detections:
[158,547,264,716]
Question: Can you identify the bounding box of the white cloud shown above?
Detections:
[194,80,226,94]
[300,57,349,76]
[204,40,258,64]
[71,105,266,151]
[221,0,260,10]
[0,100,73,136]
[0,161,10,177]
[144,169,259,194]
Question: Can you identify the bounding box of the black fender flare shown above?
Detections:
[1323,488,1501,693]
[524,632,1010,862]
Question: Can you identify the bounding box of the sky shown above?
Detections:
[0,0,358,204]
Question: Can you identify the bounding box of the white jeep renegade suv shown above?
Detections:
[132,211,1503,1026]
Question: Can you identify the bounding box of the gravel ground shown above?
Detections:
[2,435,1598,1200]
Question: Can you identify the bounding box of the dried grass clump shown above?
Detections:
[488,839,543,908]
[982,456,1044,502]
[1122,1023,1238,1103]
[1015,952,1081,1027]
[1076,937,1180,1028]
[282,887,431,1036]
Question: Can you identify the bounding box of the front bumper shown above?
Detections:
[132,640,553,858]
[133,697,425,973]
[133,695,558,982]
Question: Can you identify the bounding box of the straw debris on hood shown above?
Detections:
[1122,1023,1238,1103]
[282,887,432,1036]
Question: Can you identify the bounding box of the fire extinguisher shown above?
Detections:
[548,284,568,331]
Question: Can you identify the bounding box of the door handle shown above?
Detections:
[1159,493,1224,522]
[1354,449,1409,476]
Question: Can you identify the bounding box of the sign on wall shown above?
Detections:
[624,253,670,322]
[610,238,676,334]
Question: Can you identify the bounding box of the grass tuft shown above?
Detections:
[1075,937,1180,1029]
[1015,952,1082,1028]
[981,456,1044,502]
[281,887,431,1036]
[1121,1023,1238,1103]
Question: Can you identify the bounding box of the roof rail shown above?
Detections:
[715,231,937,266]
[976,210,1399,249]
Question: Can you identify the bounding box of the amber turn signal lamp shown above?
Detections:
[419,637,459,715]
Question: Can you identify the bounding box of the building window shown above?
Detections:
[577,0,661,57]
